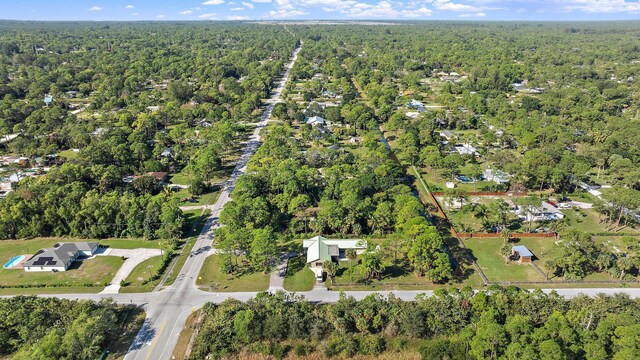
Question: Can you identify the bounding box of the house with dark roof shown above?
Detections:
[23,242,99,272]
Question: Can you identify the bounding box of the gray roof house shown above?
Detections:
[23,242,99,272]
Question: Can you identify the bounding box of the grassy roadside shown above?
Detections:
[197,255,270,292]
[171,310,202,360]
[119,255,164,293]
[164,236,197,286]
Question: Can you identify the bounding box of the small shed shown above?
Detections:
[512,245,533,263]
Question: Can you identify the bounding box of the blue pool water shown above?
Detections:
[3,255,25,269]
[456,175,473,183]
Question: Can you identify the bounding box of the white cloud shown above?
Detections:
[252,0,272,2]
[132,12,139,16]
[156,14,166,19]
[242,1,255,9]
[227,15,250,19]
[88,6,103,11]
[560,0,640,13]
[267,8,308,17]
[199,13,219,18]
[432,0,480,12]
[346,1,398,17]
[459,12,486,17]
[125,5,134,9]
[179,10,194,14]
[401,6,433,17]
[202,0,225,4]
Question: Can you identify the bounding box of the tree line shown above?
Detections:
[190,288,640,360]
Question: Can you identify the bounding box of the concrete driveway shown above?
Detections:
[99,248,163,294]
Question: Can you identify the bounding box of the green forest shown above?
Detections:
[0,296,141,359]
[190,289,640,360]
[0,22,295,240]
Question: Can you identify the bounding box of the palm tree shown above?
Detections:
[161,185,173,199]
[617,257,634,280]
[500,242,512,264]
[346,248,357,267]
[322,260,338,281]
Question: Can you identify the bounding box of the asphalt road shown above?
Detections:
[118,42,304,360]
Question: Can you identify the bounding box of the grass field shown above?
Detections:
[197,255,270,292]
[172,187,221,207]
[561,207,619,234]
[120,255,164,293]
[464,238,545,282]
[283,256,316,292]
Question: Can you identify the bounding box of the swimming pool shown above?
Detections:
[456,175,474,183]
[3,255,25,269]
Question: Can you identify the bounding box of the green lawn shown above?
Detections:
[561,207,617,234]
[120,255,164,293]
[0,256,123,289]
[196,255,270,292]
[172,187,220,207]
[464,238,545,282]
[283,256,316,292]
[59,149,80,160]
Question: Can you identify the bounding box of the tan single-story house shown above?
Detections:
[303,236,367,281]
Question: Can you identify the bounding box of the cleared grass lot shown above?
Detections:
[464,238,545,282]
[197,255,270,292]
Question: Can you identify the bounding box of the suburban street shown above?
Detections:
[11,39,640,360]
[118,41,304,360]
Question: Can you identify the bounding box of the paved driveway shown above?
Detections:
[99,248,163,294]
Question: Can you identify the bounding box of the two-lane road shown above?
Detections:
[122,41,303,360]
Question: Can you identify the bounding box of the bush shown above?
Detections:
[420,337,467,360]
[293,342,313,356]
[358,335,385,355]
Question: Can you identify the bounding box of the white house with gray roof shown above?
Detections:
[23,242,99,272]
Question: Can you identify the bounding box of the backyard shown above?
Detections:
[464,238,546,282]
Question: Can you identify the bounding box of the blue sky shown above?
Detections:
[2,1,640,21]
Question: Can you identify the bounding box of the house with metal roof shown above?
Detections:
[23,242,99,272]
[305,116,326,127]
[303,236,367,281]
[512,245,533,263]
